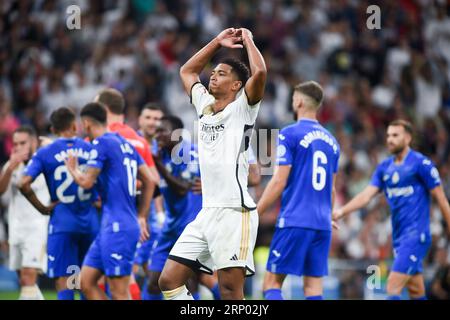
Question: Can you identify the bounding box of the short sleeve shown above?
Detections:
[190,82,215,117]
[234,90,261,124]
[276,128,294,166]
[87,139,107,170]
[370,163,384,189]
[417,157,441,190]
[25,151,44,180]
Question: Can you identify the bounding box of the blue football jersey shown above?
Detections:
[159,142,202,235]
[25,137,99,234]
[276,119,340,231]
[87,132,144,232]
[370,149,441,245]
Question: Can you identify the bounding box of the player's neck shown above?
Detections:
[296,110,317,121]
[394,147,410,164]
[213,95,236,114]
[107,114,125,125]
[58,131,76,138]
[91,126,107,139]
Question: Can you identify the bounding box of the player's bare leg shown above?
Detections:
[108,276,131,300]
[303,276,323,299]
[263,271,286,291]
[386,271,410,299]
[159,259,196,299]
[18,268,43,300]
[406,273,426,299]
[148,270,163,295]
[20,267,38,287]
[80,266,108,300]
[217,267,246,300]
[128,273,141,300]
[199,272,222,300]
[262,271,286,300]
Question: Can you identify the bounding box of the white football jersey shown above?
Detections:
[1,162,49,245]
[191,82,261,209]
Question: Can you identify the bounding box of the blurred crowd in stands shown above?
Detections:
[1,0,450,298]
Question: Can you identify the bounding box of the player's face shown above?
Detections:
[139,109,163,137]
[12,132,34,160]
[155,120,173,149]
[386,125,410,154]
[208,64,241,96]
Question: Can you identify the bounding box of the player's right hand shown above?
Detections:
[138,216,150,243]
[42,201,59,216]
[8,151,28,171]
[216,28,244,49]
[191,177,202,194]
[332,208,343,221]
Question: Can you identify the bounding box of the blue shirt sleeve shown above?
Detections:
[24,151,44,179]
[370,163,384,189]
[87,139,107,170]
[276,128,294,166]
[417,157,441,190]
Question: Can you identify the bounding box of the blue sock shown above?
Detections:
[210,283,221,300]
[192,292,200,300]
[144,293,163,300]
[387,295,401,300]
[306,295,323,300]
[412,296,427,300]
[105,282,112,299]
[57,289,74,300]
[264,288,283,300]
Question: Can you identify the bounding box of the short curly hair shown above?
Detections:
[220,58,250,86]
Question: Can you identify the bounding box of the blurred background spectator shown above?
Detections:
[1,0,450,299]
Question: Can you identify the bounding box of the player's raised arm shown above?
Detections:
[0,152,28,195]
[257,165,291,215]
[430,186,450,235]
[137,164,155,242]
[65,155,100,190]
[179,28,243,95]
[333,185,380,221]
[240,28,267,105]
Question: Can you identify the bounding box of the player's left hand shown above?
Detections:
[238,28,253,46]
[138,216,150,242]
[332,220,340,230]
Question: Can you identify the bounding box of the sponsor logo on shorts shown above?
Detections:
[272,250,281,258]
[111,253,123,260]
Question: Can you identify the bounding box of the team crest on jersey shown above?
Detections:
[391,171,400,184]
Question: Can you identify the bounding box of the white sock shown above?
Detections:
[19,285,44,300]
[162,285,194,300]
